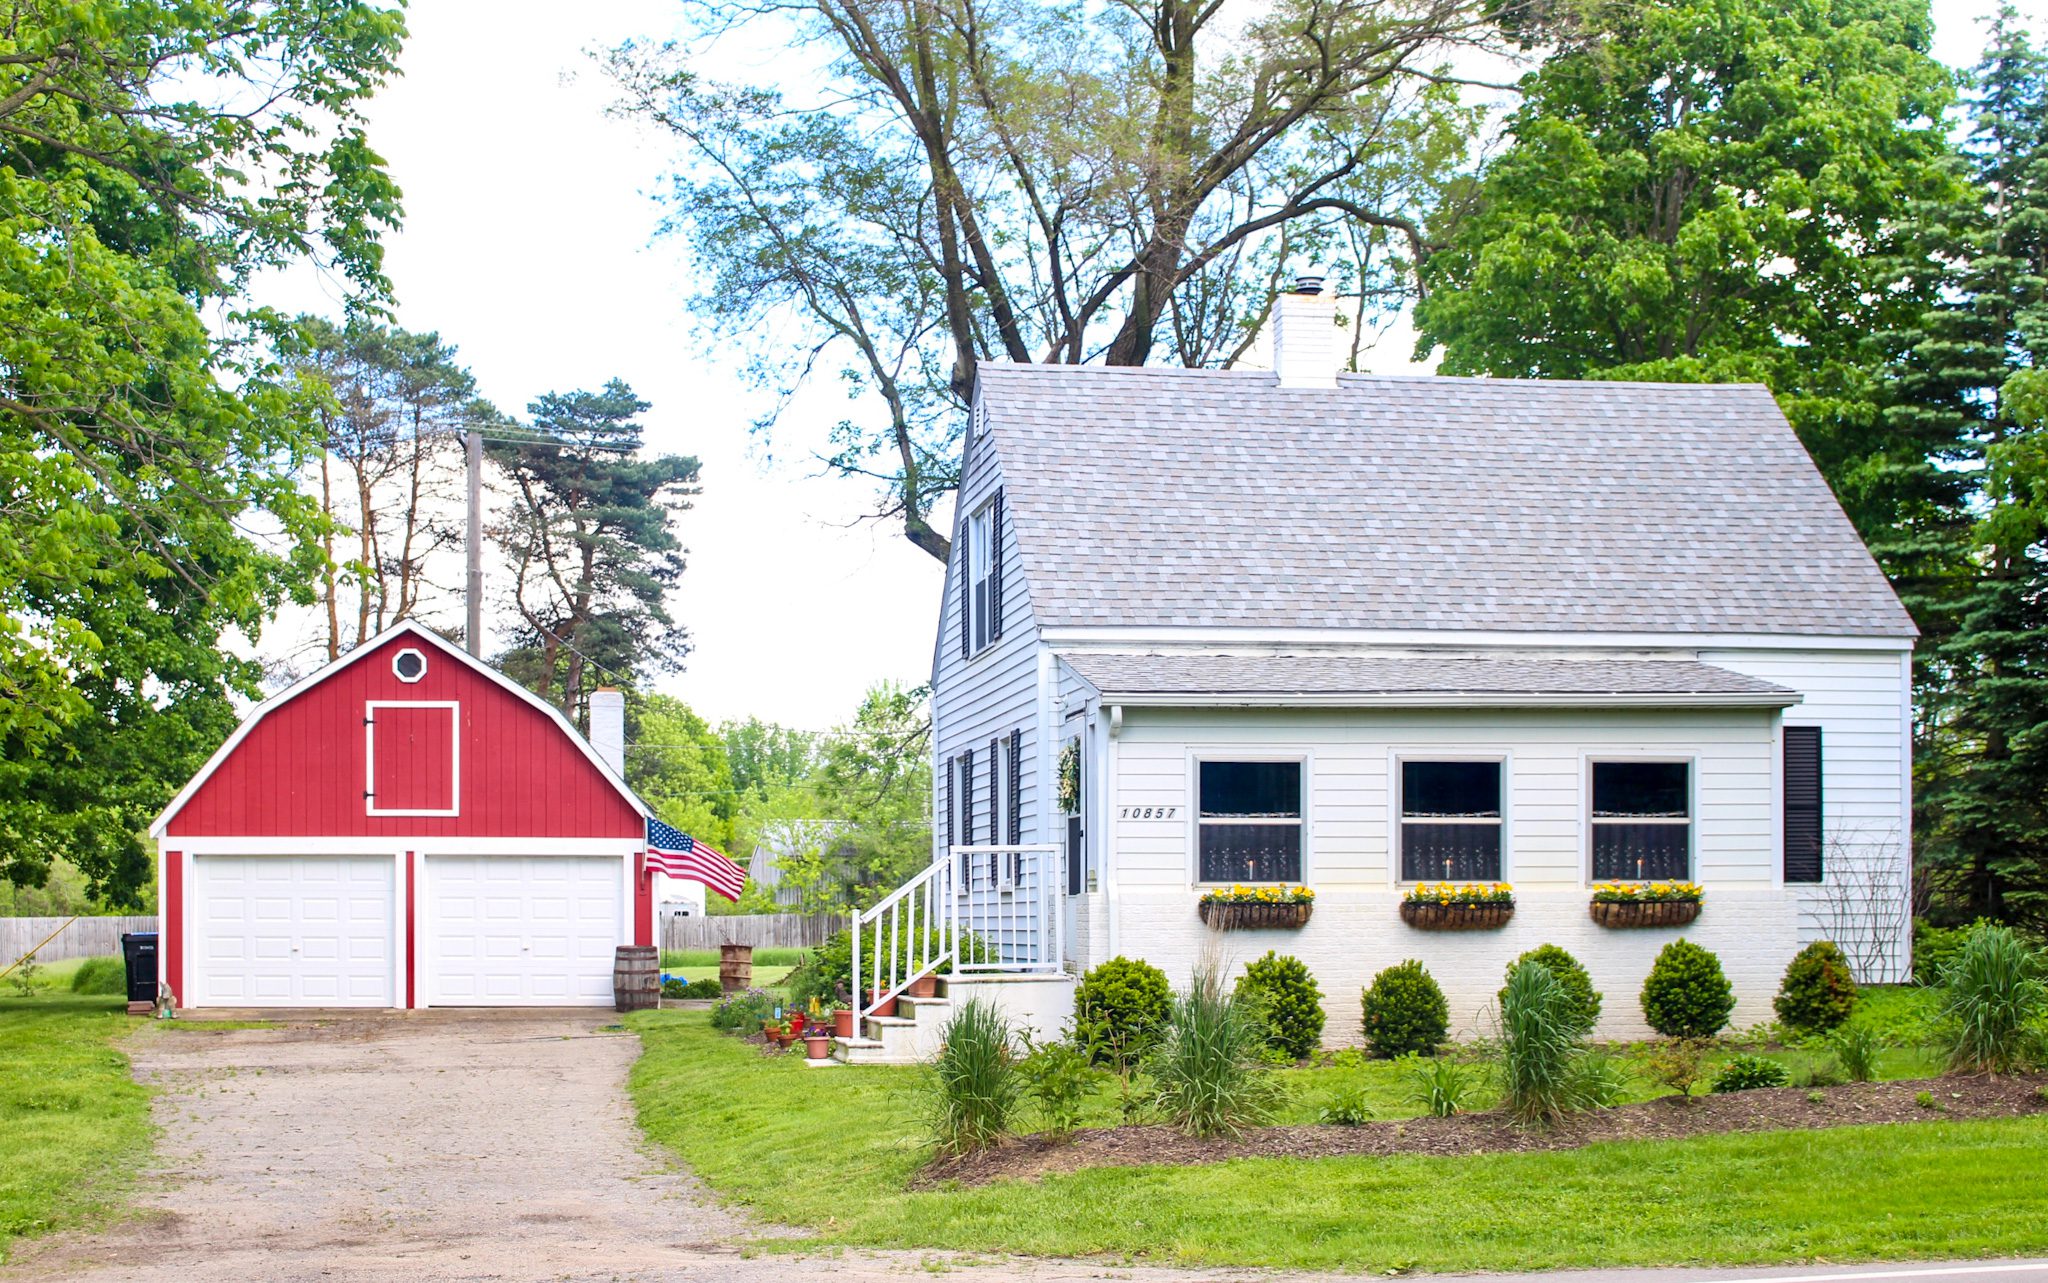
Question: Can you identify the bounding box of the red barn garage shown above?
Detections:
[150,623,654,1009]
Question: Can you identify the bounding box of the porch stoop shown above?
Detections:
[833,972,1077,1065]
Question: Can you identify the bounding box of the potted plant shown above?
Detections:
[1197,884,1315,929]
[1400,882,1515,930]
[788,1008,808,1037]
[907,973,939,998]
[1589,880,1704,927]
[832,1006,855,1038]
[803,1028,834,1060]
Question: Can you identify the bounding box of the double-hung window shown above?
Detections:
[1197,760,1303,883]
[1590,760,1691,880]
[1399,760,1503,881]
[968,505,994,653]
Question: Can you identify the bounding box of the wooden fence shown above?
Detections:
[2,916,156,966]
[660,912,846,952]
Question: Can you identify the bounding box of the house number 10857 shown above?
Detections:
[1120,806,1178,819]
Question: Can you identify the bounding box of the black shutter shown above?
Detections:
[988,737,1000,847]
[1067,736,1085,895]
[1784,726,1823,883]
[1008,728,1022,845]
[957,533,970,659]
[990,490,1005,642]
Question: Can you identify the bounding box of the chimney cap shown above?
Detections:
[1291,274,1325,296]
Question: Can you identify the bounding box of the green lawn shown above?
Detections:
[661,947,807,969]
[0,995,153,1262]
[626,1009,2048,1272]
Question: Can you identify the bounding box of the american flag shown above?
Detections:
[645,817,747,902]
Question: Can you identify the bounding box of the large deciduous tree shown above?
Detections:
[489,380,701,720]
[1413,0,1966,556]
[609,0,1492,558]
[0,0,405,904]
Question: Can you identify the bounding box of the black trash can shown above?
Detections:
[120,933,158,1005]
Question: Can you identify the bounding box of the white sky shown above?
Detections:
[250,0,2030,730]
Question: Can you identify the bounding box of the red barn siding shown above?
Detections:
[167,631,641,839]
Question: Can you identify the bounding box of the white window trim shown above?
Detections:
[1186,750,1310,888]
[391,647,429,684]
[967,498,997,658]
[1391,751,1510,885]
[1581,752,1696,885]
[365,700,461,818]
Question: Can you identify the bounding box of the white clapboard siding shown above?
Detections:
[1702,647,1913,980]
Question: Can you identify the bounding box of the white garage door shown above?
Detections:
[192,855,395,1007]
[425,856,623,1006]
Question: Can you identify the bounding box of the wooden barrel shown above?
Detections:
[718,943,754,994]
[613,945,660,1012]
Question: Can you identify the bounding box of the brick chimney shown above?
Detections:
[1273,274,1338,389]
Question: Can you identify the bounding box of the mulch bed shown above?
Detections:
[919,1072,2048,1188]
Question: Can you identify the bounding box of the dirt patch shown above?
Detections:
[921,1072,2048,1188]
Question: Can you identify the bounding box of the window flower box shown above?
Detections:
[1589,881,1703,928]
[1198,885,1313,930]
[1399,882,1515,931]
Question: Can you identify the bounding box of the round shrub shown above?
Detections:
[1361,959,1449,1058]
[681,977,723,999]
[69,956,127,996]
[1641,938,1736,1039]
[1073,955,1172,1067]
[1711,1052,1791,1093]
[1499,944,1601,1035]
[1774,940,1857,1033]
[1234,951,1326,1060]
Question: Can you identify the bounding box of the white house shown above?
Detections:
[921,281,1915,1045]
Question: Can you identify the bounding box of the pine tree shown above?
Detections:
[1909,8,2048,928]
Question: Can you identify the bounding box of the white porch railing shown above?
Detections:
[850,844,1062,1028]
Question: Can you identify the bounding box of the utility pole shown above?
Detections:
[465,426,482,657]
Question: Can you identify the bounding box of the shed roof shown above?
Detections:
[978,366,1915,639]
[1058,652,1801,707]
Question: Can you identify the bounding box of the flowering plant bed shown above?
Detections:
[1198,885,1314,929]
[1590,881,1704,927]
[1400,882,1515,930]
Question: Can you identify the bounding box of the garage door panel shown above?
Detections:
[426,856,622,1007]
[193,856,394,1008]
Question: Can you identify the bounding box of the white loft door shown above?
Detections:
[192,855,395,1007]
[425,855,622,1006]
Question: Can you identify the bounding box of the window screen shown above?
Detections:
[1400,760,1502,881]
[1198,761,1302,883]
[1591,761,1690,880]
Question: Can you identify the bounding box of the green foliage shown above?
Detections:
[1713,1053,1792,1093]
[1317,1083,1376,1126]
[1827,1024,1888,1083]
[489,379,701,713]
[1500,944,1601,1035]
[1936,923,2048,1074]
[1073,956,1173,1069]
[1644,1038,1712,1101]
[66,958,125,997]
[1361,960,1449,1059]
[1234,952,1326,1060]
[683,978,723,1000]
[927,999,1022,1155]
[1916,918,1992,985]
[709,988,776,1032]
[661,976,690,999]
[1498,960,1608,1123]
[1403,1055,1477,1118]
[0,0,404,906]
[1018,1038,1103,1139]
[1148,965,1285,1138]
[1774,941,1859,1033]
[1641,940,1737,1039]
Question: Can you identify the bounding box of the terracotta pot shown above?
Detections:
[1399,900,1515,931]
[867,993,898,1018]
[805,1033,833,1060]
[908,973,938,999]
[1197,900,1313,930]
[1589,898,1701,928]
[833,1008,855,1039]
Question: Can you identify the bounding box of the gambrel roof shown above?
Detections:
[977,365,1915,639]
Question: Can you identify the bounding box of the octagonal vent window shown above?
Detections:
[392,648,428,683]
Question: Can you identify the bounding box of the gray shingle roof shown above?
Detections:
[979,366,1915,638]
[1059,652,1801,706]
